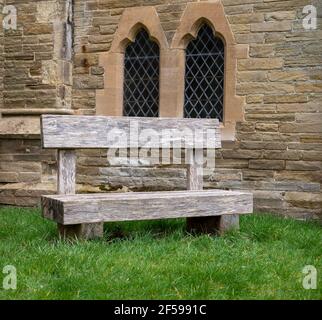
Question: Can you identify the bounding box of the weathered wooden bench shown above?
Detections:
[40,115,253,239]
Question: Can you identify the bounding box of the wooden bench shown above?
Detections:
[40,115,253,239]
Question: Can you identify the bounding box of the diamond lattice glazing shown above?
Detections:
[123,30,160,117]
[184,25,225,121]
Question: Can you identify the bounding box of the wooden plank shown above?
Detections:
[41,190,253,225]
[43,189,248,202]
[41,115,221,149]
[186,148,205,232]
[58,150,76,195]
[55,149,104,239]
[187,149,203,191]
[216,215,240,234]
[185,149,241,234]
[56,149,77,237]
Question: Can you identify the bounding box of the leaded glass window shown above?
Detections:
[184,24,225,121]
[123,29,160,117]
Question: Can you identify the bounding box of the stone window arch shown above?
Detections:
[96,2,248,140]
[123,28,160,117]
[96,7,168,117]
[171,2,249,140]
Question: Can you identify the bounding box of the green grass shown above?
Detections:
[0,206,321,300]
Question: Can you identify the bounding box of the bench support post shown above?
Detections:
[57,150,104,240]
[186,149,239,235]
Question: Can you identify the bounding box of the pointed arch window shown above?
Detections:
[123,29,160,117]
[184,24,225,121]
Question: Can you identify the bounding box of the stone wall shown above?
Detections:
[0,0,71,205]
[0,0,321,220]
[0,0,3,111]
[0,0,73,115]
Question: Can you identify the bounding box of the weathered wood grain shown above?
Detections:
[55,149,104,239]
[186,148,206,232]
[185,148,241,234]
[187,149,204,191]
[56,149,77,238]
[41,190,253,225]
[40,116,252,239]
[58,150,76,195]
[216,215,240,234]
[41,115,221,149]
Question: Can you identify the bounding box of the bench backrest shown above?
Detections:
[41,115,221,149]
[40,115,222,195]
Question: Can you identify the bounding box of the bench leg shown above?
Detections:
[216,215,240,235]
[186,215,240,235]
[58,223,104,240]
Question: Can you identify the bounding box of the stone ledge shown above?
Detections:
[0,109,75,138]
[0,182,56,207]
[0,116,41,139]
[1,109,74,116]
[0,182,107,207]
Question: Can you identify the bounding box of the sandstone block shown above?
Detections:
[249,160,285,170]
[264,11,296,21]
[280,123,322,133]
[238,58,284,71]
[264,95,308,104]
[238,71,267,82]
[243,170,274,181]
[295,83,322,93]
[302,151,322,161]
[268,71,309,82]
[228,13,264,24]
[286,161,322,171]
[255,123,279,132]
[240,141,286,150]
[246,95,263,104]
[73,75,104,89]
[235,33,264,44]
[246,113,295,122]
[249,44,275,57]
[263,150,301,161]
[251,21,292,32]
[285,192,322,210]
[222,149,262,160]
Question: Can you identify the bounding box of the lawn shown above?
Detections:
[0,206,321,300]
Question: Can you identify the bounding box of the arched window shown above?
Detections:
[123,29,160,117]
[184,24,225,121]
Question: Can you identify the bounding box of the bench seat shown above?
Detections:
[42,190,253,226]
